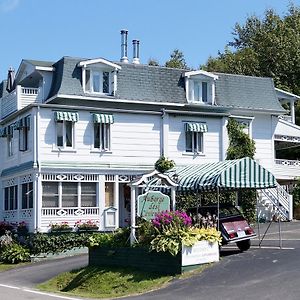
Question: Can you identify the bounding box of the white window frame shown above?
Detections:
[42,181,97,208]
[84,68,112,95]
[185,131,204,154]
[193,81,209,103]
[55,120,75,149]
[22,182,33,209]
[7,134,13,157]
[94,123,111,151]
[4,185,18,211]
[19,126,29,152]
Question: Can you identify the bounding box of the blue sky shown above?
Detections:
[0,0,299,81]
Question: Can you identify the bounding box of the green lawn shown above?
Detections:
[38,266,173,299]
[0,262,30,272]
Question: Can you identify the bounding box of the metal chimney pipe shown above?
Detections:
[132,39,140,64]
[120,29,129,63]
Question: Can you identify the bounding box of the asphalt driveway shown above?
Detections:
[0,221,300,300]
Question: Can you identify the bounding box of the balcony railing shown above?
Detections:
[275,159,300,167]
[1,85,40,119]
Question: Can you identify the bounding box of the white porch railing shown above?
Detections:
[275,159,300,167]
[41,207,100,217]
[1,85,41,119]
[258,183,293,221]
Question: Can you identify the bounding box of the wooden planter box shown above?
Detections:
[89,241,219,275]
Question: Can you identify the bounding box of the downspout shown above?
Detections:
[160,109,169,157]
[33,106,41,232]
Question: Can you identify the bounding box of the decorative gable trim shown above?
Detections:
[184,70,218,80]
[78,58,121,70]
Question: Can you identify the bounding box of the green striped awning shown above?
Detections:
[54,111,79,122]
[93,113,114,124]
[185,122,208,132]
[148,157,276,192]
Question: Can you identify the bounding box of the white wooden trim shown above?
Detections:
[78,58,121,70]
[184,70,218,80]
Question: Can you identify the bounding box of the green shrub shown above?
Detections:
[154,156,175,173]
[87,228,130,248]
[0,243,31,264]
[26,233,89,255]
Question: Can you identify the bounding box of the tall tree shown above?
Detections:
[203,5,300,95]
[165,49,188,69]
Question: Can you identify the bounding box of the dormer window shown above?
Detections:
[185,70,218,104]
[85,69,111,94]
[78,58,121,96]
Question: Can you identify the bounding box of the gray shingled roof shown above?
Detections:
[44,56,284,112]
[0,80,8,98]
[214,72,284,112]
[24,59,55,68]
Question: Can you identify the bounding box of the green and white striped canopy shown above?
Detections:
[149,157,276,192]
[54,111,79,122]
[185,122,208,132]
[93,113,114,124]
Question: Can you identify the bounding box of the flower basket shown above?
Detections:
[49,222,73,233]
[75,220,99,232]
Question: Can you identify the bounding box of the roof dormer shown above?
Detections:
[78,58,121,96]
[184,70,218,105]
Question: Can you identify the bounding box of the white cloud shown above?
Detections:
[0,0,20,13]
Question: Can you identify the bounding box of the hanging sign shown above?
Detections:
[138,191,170,221]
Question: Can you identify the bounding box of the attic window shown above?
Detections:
[185,70,218,105]
[85,69,111,94]
[78,58,121,96]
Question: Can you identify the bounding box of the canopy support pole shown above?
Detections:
[130,186,137,245]
[277,186,282,249]
[256,194,261,247]
[217,187,220,231]
[171,187,176,211]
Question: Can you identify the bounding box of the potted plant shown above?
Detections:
[75,220,99,232]
[49,221,73,233]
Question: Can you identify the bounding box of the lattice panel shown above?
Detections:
[20,174,33,184]
[4,178,16,187]
[42,173,99,182]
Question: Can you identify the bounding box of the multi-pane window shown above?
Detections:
[19,126,29,151]
[22,182,33,209]
[184,122,207,154]
[81,182,97,207]
[85,70,110,94]
[185,131,204,153]
[62,182,78,207]
[42,181,97,208]
[4,185,18,211]
[56,120,73,148]
[94,123,111,151]
[7,134,13,157]
[105,182,114,207]
[194,81,208,102]
[42,182,59,207]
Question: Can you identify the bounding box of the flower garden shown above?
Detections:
[0,210,221,273]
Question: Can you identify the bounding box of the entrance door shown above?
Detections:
[119,183,131,227]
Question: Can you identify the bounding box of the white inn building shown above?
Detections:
[0,32,299,232]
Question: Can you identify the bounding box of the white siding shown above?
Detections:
[39,109,161,168]
[252,114,275,172]
[168,115,222,165]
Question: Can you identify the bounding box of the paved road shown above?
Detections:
[0,222,300,300]
[0,255,89,300]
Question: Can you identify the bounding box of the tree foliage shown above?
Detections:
[165,49,188,69]
[226,118,256,222]
[203,4,300,95]
[226,118,256,160]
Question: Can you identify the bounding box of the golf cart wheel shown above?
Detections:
[236,239,251,252]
